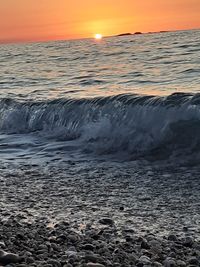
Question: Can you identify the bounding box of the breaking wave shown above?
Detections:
[1,92,200,160]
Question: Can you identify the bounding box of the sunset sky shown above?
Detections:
[0,0,200,43]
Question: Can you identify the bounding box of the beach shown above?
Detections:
[0,30,200,266]
[0,161,200,266]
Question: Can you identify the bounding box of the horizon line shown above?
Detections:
[0,27,199,46]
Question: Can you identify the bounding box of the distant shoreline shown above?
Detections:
[1,27,200,45]
[116,30,169,37]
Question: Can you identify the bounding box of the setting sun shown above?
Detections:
[94,34,102,40]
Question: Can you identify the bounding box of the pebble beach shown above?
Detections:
[0,161,200,267]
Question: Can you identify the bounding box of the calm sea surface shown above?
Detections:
[1,29,200,100]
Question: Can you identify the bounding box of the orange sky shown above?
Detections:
[0,0,200,43]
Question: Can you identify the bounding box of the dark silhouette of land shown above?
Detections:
[115,30,168,37]
[117,33,132,36]
[134,32,142,34]
[117,32,143,37]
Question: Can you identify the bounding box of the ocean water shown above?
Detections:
[0,29,200,165]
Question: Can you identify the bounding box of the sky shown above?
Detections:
[0,0,200,43]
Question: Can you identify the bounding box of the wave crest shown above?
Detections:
[0,93,200,159]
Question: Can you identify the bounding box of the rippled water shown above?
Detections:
[1,29,200,100]
[0,29,200,165]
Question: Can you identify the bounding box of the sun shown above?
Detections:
[94,34,102,40]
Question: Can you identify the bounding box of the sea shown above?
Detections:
[0,29,200,166]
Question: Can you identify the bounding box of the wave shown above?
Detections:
[1,93,200,160]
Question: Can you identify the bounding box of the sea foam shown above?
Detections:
[0,93,200,160]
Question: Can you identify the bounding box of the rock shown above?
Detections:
[51,242,60,251]
[0,243,5,249]
[153,262,163,267]
[188,257,199,265]
[66,250,77,258]
[68,234,80,243]
[36,249,47,255]
[183,226,188,232]
[139,255,151,264]
[57,234,67,242]
[141,239,150,249]
[98,247,110,255]
[47,259,61,267]
[126,235,134,242]
[168,234,178,242]
[24,251,32,257]
[168,252,176,258]
[86,263,105,267]
[26,257,35,264]
[128,253,137,263]
[183,236,194,247]
[177,260,186,267]
[63,264,73,267]
[82,244,95,251]
[98,218,114,226]
[0,250,20,265]
[164,258,176,267]
[123,228,135,234]
[85,254,105,264]
[149,240,162,254]
[67,246,77,252]
[147,171,154,176]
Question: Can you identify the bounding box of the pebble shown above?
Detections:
[188,257,199,265]
[86,263,105,267]
[0,250,20,265]
[138,255,151,264]
[0,218,200,267]
[26,257,35,264]
[98,218,114,226]
[183,226,188,232]
[153,262,163,267]
[0,243,5,249]
[183,236,194,247]
[66,250,77,257]
[149,240,162,254]
[68,234,79,243]
[168,234,178,242]
[141,239,150,249]
[85,254,105,264]
[164,258,176,267]
[63,264,73,267]
[82,244,95,251]
[47,259,61,267]
[50,242,60,251]
[177,260,186,266]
